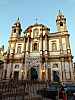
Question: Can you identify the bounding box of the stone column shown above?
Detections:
[39,64,42,80]
[39,33,43,80]
[45,33,47,52]
[45,68,48,80]
[66,35,70,49]
[27,37,30,53]
[51,66,53,81]
[23,36,26,54]
[24,66,27,79]
[22,36,27,79]
[9,52,14,79]
[6,63,11,79]
[47,67,51,81]
[68,57,74,81]
[45,33,48,80]
[60,58,65,82]
[3,60,7,79]
[40,34,43,55]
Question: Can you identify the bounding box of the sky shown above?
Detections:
[0,0,75,61]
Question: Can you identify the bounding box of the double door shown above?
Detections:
[14,71,19,80]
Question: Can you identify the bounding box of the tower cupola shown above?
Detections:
[11,17,22,37]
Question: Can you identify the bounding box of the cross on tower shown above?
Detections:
[17,17,20,22]
[35,17,38,24]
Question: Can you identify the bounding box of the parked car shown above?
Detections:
[63,83,75,100]
[63,83,75,94]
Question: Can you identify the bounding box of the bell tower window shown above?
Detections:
[60,22,63,26]
[13,29,16,33]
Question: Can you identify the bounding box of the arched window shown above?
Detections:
[32,42,39,51]
[17,46,21,54]
[52,42,57,51]
[14,29,16,33]
[60,22,63,26]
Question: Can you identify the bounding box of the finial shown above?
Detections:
[35,17,38,24]
[17,17,20,22]
[58,10,62,15]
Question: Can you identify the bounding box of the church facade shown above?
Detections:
[3,11,74,82]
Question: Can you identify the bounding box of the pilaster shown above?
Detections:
[60,58,65,82]
[68,57,74,81]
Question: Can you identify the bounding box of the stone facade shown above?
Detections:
[3,11,74,82]
[0,45,4,79]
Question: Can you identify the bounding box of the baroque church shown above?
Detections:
[3,11,74,82]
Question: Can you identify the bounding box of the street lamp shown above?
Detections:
[42,69,45,73]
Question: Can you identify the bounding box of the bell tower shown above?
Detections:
[56,10,67,32]
[11,17,22,37]
[9,18,22,53]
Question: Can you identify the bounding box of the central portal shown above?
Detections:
[27,67,38,80]
[53,71,60,82]
[14,71,19,80]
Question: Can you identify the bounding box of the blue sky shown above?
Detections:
[0,0,75,61]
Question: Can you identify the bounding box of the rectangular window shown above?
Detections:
[15,65,19,69]
[65,72,71,80]
[52,42,57,51]
[17,46,21,54]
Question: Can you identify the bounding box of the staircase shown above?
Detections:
[0,79,48,100]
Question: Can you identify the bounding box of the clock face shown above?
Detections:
[33,28,39,37]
